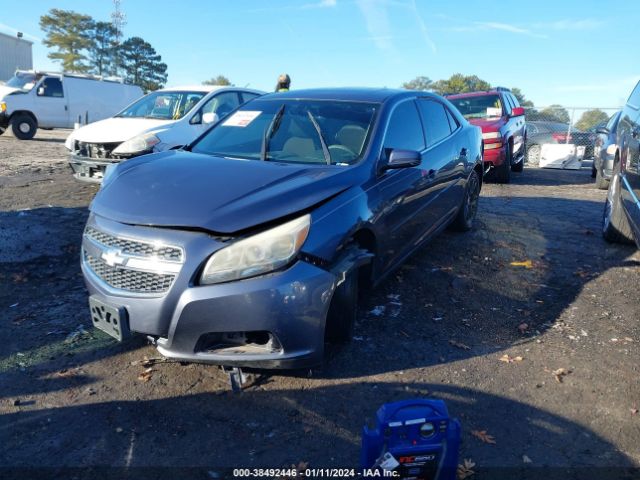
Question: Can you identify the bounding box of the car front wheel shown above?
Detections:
[602,163,634,245]
[10,113,37,140]
[494,144,511,183]
[526,144,541,166]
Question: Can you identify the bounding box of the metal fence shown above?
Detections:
[523,106,620,166]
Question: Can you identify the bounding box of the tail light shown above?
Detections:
[552,133,572,143]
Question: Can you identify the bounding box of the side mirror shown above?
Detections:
[511,107,525,117]
[383,149,421,170]
[596,127,610,135]
[37,87,45,96]
[202,112,219,125]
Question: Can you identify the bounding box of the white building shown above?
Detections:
[0,31,33,81]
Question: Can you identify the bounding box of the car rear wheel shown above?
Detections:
[595,165,609,190]
[10,113,37,140]
[602,163,634,245]
[324,267,359,343]
[526,144,541,166]
[493,143,511,184]
[451,169,481,231]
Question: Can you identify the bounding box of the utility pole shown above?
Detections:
[111,0,127,77]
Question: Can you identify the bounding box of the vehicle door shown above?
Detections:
[189,91,242,136]
[416,98,464,222]
[33,76,68,128]
[508,93,526,158]
[375,99,442,272]
[620,82,640,232]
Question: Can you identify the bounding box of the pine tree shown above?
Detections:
[121,37,168,92]
[89,21,117,76]
[40,9,94,73]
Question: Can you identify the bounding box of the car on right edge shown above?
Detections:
[446,87,526,183]
[602,80,640,248]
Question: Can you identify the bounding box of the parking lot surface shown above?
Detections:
[1,130,639,476]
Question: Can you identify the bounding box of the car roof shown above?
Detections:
[446,90,503,99]
[158,85,259,93]
[258,87,426,103]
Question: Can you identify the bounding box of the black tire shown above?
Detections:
[526,144,541,166]
[591,165,597,178]
[602,163,635,245]
[451,169,481,231]
[0,127,5,135]
[493,143,511,183]
[511,154,524,172]
[325,267,359,343]
[595,164,609,190]
[10,113,37,140]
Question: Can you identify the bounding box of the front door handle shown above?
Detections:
[460,148,467,157]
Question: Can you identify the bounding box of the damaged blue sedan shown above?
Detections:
[82,88,483,369]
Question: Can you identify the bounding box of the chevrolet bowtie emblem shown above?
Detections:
[101,248,126,267]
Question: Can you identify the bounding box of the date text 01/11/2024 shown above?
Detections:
[232,468,399,477]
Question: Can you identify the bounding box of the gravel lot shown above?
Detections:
[1,129,639,479]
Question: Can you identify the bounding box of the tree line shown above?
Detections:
[39,9,167,92]
[402,73,610,131]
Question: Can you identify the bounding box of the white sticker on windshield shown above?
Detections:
[222,110,261,127]
[486,107,502,117]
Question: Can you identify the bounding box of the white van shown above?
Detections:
[65,85,263,182]
[0,70,142,140]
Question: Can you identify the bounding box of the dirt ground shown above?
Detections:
[1,129,639,479]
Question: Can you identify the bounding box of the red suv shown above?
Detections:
[446,88,526,183]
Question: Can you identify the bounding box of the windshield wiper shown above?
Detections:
[307,111,331,165]
[261,104,285,161]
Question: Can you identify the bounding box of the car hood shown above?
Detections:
[467,118,504,132]
[0,85,20,99]
[68,117,174,144]
[91,151,357,234]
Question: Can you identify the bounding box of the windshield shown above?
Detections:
[448,94,503,119]
[191,99,379,165]
[5,72,37,91]
[116,91,206,120]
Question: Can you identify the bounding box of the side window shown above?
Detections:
[191,92,241,124]
[417,99,452,146]
[38,77,63,97]
[384,101,425,152]
[502,93,513,115]
[241,92,260,103]
[627,81,640,109]
[445,107,460,132]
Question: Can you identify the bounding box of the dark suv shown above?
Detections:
[447,87,526,183]
[602,80,640,247]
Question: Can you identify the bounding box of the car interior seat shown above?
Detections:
[336,125,366,154]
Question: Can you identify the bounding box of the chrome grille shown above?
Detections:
[84,226,183,262]
[84,251,175,293]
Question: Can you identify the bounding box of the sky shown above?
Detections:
[2,0,639,109]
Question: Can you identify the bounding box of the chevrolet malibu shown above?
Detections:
[82,88,483,369]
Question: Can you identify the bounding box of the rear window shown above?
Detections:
[448,94,503,120]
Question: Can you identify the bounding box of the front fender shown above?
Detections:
[303,184,379,264]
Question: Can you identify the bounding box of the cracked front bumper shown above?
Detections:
[68,154,118,183]
[82,214,337,369]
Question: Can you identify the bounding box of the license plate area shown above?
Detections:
[89,296,129,341]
